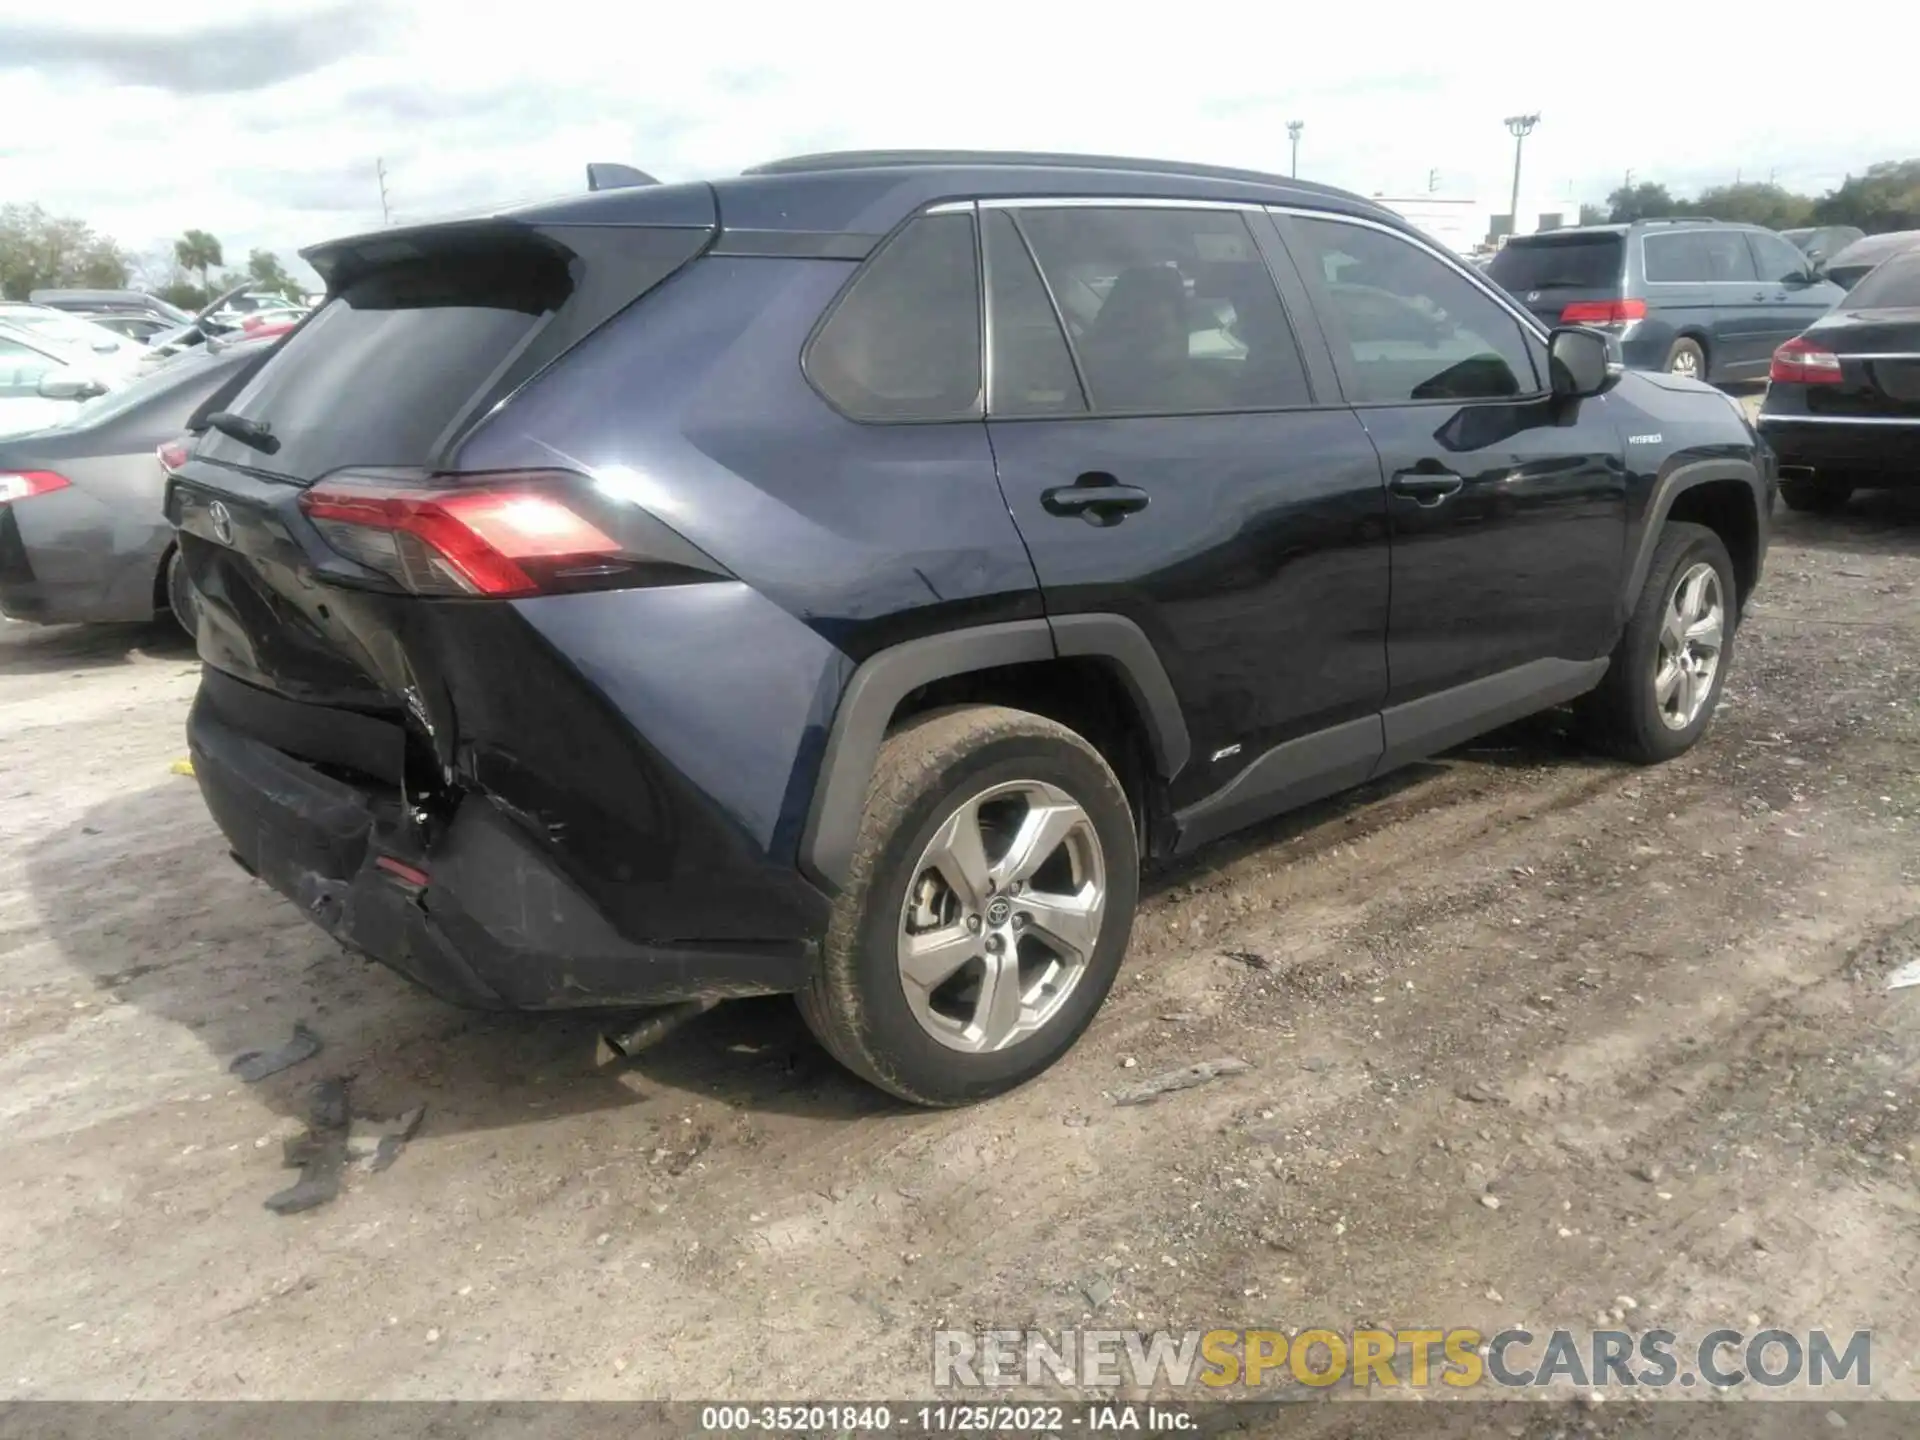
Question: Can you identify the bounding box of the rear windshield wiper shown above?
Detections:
[205,411,281,455]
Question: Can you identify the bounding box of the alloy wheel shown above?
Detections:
[1655,561,1724,730]
[896,780,1107,1054]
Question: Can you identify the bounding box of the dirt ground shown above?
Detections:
[0,481,1915,1411]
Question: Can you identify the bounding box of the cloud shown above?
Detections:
[1,0,1916,292]
[0,4,390,95]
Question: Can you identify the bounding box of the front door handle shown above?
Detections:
[1389,469,1464,506]
[1041,473,1150,525]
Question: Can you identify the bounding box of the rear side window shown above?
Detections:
[1014,206,1310,414]
[1643,230,1758,283]
[1292,217,1540,404]
[983,211,1086,417]
[1840,251,1920,309]
[807,213,983,422]
[1487,235,1623,292]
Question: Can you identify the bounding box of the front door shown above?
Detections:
[1746,229,1847,356]
[1275,211,1627,759]
[977,202,1391,824]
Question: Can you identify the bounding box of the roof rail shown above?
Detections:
[1635,216,1723,226]
[742,148,1352,196]
[586,163,658,192]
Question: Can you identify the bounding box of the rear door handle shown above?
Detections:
[1389,469,1464,506]
[1041,475,1150,524]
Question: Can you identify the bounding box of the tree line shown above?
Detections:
[1576,159,1920,233]
[0,205,306,308]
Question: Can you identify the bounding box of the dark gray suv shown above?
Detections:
[1488,220,1845,384]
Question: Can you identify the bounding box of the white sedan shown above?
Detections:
[0,325,116,438]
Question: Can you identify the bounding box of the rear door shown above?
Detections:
[1485,231,1627,329]
[1643,228,1767,379]
[980,200,1391,831]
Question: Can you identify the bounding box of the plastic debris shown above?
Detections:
[1112,1057,1251,1106]
[1887,959,1920,991]
[169,758,195,777]
[230,1022,322,1083]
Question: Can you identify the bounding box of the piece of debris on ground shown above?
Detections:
[1113,1057,1252,1106]
[229,1022,322,1083]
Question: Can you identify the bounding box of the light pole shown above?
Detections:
[1287,120,1303,179]
[1504,113,1539,237]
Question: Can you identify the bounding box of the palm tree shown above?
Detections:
[173,229,224,295]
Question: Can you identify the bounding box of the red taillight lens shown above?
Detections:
[1769,337,1844,385]
[299,473,624,597]
[1559,299,1647,325]
[157,439,189,474]
[0,471,71,506]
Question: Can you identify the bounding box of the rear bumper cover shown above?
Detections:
[1758,416,1920,478]
[188,687,814,1010]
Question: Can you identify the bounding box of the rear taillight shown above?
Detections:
[299,470,640,597]
[157,439,189,474]
[1559,299,1647,325]
[1770,336,1844,385]
[0,471,71,506]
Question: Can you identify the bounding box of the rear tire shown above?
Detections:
[1664,336,1707,381]
[163,547,198,638]
[798,705,1139,1107]
[1778,475,1854,513]
[1577,522,1736,765]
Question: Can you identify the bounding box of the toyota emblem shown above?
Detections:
[208,500,234,546]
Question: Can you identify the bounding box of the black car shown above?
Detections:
[1781,225,1865,273]
[1819,230,1920,292]
[1488,219,1845,383]
[164,151,1771,1105]
[1759,245,1920,511]
[0,336,277,627]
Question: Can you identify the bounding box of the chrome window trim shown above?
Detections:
[979,196,1264,213]
[1757,412,1920,426]
[1264,204,1553,345]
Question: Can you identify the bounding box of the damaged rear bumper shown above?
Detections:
[187,686,814,1010]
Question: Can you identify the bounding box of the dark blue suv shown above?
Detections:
[165,151,1771,1105]
[1488,219,1845,383]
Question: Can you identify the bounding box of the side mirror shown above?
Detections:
[1547,326,1616,399]
[37,370,106,401]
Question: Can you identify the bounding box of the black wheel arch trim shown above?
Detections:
[1623,455,1767,626]
[798,615,1190,891]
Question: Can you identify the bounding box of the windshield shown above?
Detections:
[1841,251,1920,310]
[1,307,130,353]
[1487,234,1623,292]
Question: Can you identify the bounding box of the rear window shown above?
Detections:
[196,246,570,480]
[1840,251,1920,310]
[1487,235,1622,292]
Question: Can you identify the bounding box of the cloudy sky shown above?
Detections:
[5,0,1916,289]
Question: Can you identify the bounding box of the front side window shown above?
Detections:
[807,212,982,422]
[1011,206,1311,415]
[0,337,61,398]
[1748,231,1812,285]
[1291,217,1539,404]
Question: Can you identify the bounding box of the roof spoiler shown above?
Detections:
[586,163,659,192]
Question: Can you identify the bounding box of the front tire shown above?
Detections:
[1577,522,1736,764]
[798,705,1139,1106]
[1664,336,1707,381]
[1779,475,1854,513]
